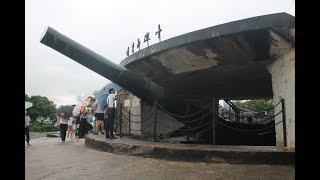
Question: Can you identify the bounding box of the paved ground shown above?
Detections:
[25,137,295,180]
[29,132,48,139]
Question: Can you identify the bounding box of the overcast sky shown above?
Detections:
[25,0,295,107]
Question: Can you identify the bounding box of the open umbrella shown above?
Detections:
[93,82,122,107]
[25,101,33,109]
[57,105,74,118]
[72,96,92,116]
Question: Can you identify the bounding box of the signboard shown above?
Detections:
[124,99,131,107]
[132,98,140,107]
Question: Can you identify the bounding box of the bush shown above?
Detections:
[29,122,59,132]
[30,125,41,132]
[40,124,59,132]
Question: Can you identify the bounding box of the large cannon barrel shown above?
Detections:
[40,27,190,115]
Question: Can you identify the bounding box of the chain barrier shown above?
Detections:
[157,119,213,132]
[129,112,154,123]
[226,99,281,113]
[121,107,141,116]
[121,104,155,117]
[156,109,213,124]
[216,120,283,132]
[114,98,284,140]
[250,111,282,124]
[156,101,213,118]
[220,110,282,125]
[128,119,155,131]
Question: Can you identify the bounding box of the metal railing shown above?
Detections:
[113,98,287,146]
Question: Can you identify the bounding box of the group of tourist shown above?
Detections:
[55,88,119,143]
[57,88,119,143]
[24,88,120,145]
[93,88,120,139]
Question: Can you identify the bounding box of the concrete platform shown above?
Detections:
[85,134,294,165]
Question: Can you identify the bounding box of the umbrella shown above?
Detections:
[56,105,74,118]
[93,82,122,107]
[73,96,92,116]
[25,101,33,109]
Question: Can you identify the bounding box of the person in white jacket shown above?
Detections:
[25,110,32,146]
[67,117,75,141]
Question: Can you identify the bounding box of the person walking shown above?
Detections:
[25,110,32,146]
[78,108,93,138]
[75,114,81,144]
[72,116,77,139]
[67,116,74,141]
[105,88,120,139]
[56,112,68,143]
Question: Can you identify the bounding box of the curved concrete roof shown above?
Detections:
[119,13,295,105]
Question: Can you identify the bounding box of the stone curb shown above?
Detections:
[85,136,294,165]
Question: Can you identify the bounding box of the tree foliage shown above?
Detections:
[26,95,57,122]
[25,94,30,101]
[234,99,274,116]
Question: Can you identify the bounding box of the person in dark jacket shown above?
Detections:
[78,108,93,138]
[25,110,32,146]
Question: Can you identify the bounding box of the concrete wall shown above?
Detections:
[140,102,184,137]
[116,90,184,138]
[267,48,295,148]
[116,90,141,135]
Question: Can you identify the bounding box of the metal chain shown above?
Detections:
[121,107,141,116]
[129,112,154,123]
[121,105,155,117]
[156,112,180,123]
[250,111,282,124]
[129,120,155,131]
[229,99,282,113]
[220,110,282,125]
[215,120,282,132]
[157,109,213,123]
[177,120,213,132]
[156,101,213,118]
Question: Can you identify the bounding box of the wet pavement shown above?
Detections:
[25,136,294,179]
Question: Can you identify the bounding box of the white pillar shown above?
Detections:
[267,48,295,148]
[130,96,141,135]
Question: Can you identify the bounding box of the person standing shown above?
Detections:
[105,88,120,139]
[93,100,105,135]
[25,110,32,146]
[56,112,68,143]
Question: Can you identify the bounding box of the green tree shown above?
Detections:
[25,94,30,101]
[26,95,57,122]
[234,99,274,116]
